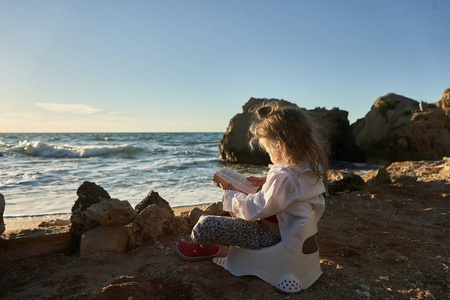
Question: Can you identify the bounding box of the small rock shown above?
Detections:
[204,202,227,216]
[362,291,371,299]
[327,170,366,195]
[135,191,173,216]
[364,166,392,186]
[188,207,205,224]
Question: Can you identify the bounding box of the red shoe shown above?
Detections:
[176,241,220,260]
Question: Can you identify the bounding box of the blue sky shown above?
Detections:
[1,0,449,132]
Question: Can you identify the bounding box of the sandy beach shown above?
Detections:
[0,159,449,299]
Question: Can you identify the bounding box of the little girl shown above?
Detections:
[176,104,328,259]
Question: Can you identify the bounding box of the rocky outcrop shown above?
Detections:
[351,92,450,164]
[308,107,356,161]
[219,98,291,164]
[219,98,354,164]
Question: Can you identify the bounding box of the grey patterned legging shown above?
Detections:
[191,215,281,249]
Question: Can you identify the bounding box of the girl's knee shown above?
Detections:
[191,215,222,244]
[195,215,217,229]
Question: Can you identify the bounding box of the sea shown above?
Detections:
[0,132,377,218]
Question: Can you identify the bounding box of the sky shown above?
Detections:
[1,0,449,132]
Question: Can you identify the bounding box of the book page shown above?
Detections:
[213,167,258,194]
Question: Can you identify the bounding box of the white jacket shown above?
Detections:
[222,163,326,253]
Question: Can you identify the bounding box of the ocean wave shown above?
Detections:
[16,140,143,158]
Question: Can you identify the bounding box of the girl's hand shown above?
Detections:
[247,176,266,187]
[218,182,236,191]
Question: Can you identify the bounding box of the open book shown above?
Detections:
[212,167,259,194]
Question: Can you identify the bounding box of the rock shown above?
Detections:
[135,190,174,217]
[436,88,450,110]
[351,91,450,164]
[219,98,356,164]
[80,225,128,256]
[186,202,231,224]
[363,166,392,186]
[387,157,450,184]
[130,204,189,247]
[204,202,228,216]
[86,198,136,226]
[307,107,358,161]
[172,216,191,234]
[187,202,230,224]
[70,182,111,251]
[327,170,366,195]
[219,98,296,164]
[0,193,5,235]
[188,207,205,224]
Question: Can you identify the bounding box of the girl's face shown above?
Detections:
[260,138,285,164]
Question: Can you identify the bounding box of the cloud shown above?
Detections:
[36,103,103,115]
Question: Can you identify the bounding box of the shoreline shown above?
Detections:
[2,204,207,233]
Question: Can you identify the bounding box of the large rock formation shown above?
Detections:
[308,107,356,161]
[219,98,353,164]
[219,98,294,164]
[351,91,450,164]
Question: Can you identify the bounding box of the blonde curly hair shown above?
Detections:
[249,103,329,179]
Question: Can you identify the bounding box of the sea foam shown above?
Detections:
[17,140,142,158]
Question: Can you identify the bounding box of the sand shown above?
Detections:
[0,159,449,299]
